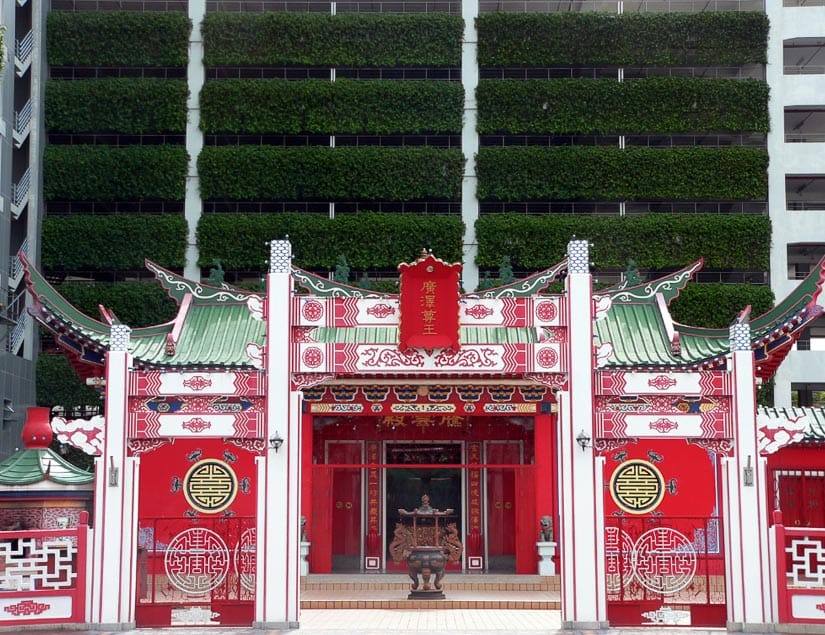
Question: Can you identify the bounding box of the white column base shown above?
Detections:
[300,541,311,576]
[536,541,557,576]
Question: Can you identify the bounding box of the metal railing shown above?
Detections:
[784,65,825,75]
[8,239,29,290]
[12,168,30,211]
[14,30,33,71]
[785,132,825,143]
[13,99,32,147]
[787,200,825,211]
[4,291,28,354]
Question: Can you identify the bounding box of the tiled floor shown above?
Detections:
[14,575,750,634]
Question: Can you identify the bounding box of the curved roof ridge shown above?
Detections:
[292,266,397,298]
[605,260,703,305]
[146,260,262,305]
[23,254,111,337]
[463,257,568,299]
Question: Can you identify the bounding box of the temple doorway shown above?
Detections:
[385,443,463,571]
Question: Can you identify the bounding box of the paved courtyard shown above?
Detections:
[9,608,761,634]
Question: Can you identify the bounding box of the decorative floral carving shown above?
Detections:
[433,348,499,368]
[366,303,396,319]
[360,347,425,368]
[535,301,557,322]
[536,347,559,369]
[648,375,678,391]
[649,418,679,434]
[302,347,323,369]
[301,300,324,322]
[464,304,494,319]
[183,375,212,391]
[182,417,211,434]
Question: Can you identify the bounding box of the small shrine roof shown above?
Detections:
[758,406,825,443]
[0,449,94,486]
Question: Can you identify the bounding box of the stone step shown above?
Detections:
[300,574,561,610]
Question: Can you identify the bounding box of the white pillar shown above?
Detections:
[460,0,479,291]
[184,0,206,280]
[89,324,136,628]
[722,321,775,630]
[255,240,302,628]
[558,240,608,629]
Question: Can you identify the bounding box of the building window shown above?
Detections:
[786,176,825,211]
[785,107,825,143]
[783,38,825,75]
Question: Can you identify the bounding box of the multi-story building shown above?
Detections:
[766,0,825,408]
[0,0,44,456]
[0,0,823,459]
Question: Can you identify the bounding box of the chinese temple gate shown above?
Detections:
[13,240,825,630]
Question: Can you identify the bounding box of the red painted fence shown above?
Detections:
[0,511,88,627]
[773,511,825,626]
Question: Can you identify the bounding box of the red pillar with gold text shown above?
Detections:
[466,441,483,568]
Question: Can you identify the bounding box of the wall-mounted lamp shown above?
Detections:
[576,430,592,452]
[269,432,284,452]
[108,455,119,487]
[743,455,754,487]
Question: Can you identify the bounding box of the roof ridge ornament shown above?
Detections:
[729,305,752,352]
[269,239,292,274]
[567,238,590,275]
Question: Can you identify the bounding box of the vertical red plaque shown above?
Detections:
[398,251,461,353]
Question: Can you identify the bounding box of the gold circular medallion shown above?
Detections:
[609,459,665,515]
[183,459,238,514]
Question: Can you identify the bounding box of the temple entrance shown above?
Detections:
[306,404,554,575]
[603,440,726,626]
[134,439,259,627]
[385,443,462,571]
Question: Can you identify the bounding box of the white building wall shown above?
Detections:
[767,1,825,406]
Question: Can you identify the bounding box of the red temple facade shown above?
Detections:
[8,239,825,631]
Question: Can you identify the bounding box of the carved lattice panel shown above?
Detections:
[786,536,825,588]
[0,538,77,591]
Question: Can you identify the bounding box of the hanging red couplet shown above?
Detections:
[398,252,461,353]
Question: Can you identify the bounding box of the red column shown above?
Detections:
[534,411,556,561]
[516,467,537,573]
[300,410,313,548]
[310,466,333,573]
[534,412,555,527]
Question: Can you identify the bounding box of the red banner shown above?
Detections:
[398,253,461,353]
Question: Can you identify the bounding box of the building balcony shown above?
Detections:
[13,99,32,149]
[11,168,30,220]
[14,30,33,78]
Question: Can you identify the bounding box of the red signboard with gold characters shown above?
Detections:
[398,252,461,353]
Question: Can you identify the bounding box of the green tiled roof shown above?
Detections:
[23,254,825,376]
[594,302,729,369]
[312,326,542,345]
[130,302,264,367]
[26,257,264,370]
[0,449,94,486]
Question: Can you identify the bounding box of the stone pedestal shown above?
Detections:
[300,541,310,576]
[537,541,557,576]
